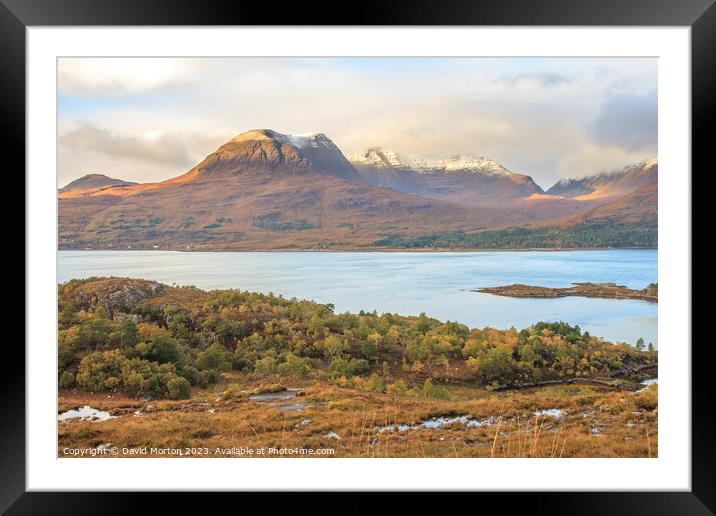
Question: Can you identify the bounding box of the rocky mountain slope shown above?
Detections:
[59,130,530,251]
[561,176,657,227]
[546,159,657,201]
[349,148,543,206]
[58,130,658,250]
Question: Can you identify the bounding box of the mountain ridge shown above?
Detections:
[349,148,544,207]
[58,129,657,250]
[59,130,527,251]
[546,159,657,200]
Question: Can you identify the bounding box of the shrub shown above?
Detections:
[196,343,232,372]
[167,377,192,399]
[277,352,311,378]
[255,355,277,374]
[76,350,126,392]
[59,371,76,389]
[75,349,187,398]
[466,347,517,385]
[221,383,245,400]
[327,357,369,379]
[422,379,450,400]
[386,379,409,397]
[366,373,385,393]
[320,335,349,359]
[634,388,658,411]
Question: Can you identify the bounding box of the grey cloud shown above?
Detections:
[494,72,571,88]
[588,90,657,151]
[59,122,199,167]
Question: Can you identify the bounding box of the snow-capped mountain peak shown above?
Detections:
[439,155,509,175]
[349,148,431,171]
[350,149,510,176]
[231,129,339,150]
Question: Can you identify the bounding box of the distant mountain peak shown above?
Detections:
[59,173,136,193]
[176,129,361,183]
[349,148,430,171]
[349,148,542,206]
[440,155,508,175]
[350,149,510,176]
[547,159,658,199]
[230,129,337,150]
[603,158,657,176]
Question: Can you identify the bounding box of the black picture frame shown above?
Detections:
[4,0,712,511]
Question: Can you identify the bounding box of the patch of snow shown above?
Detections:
[379,415,493,433]
[534,408,565,419]
[441,155,509,175]
[349,148,431,171]
[325,431,342,440]
[237,129,338,151]
[58,406,116,422]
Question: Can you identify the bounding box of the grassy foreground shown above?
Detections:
[59,377,657,458]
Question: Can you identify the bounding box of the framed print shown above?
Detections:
[6,0,713,510]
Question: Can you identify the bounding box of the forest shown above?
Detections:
[372,223,657,249]
[58,277,657,401]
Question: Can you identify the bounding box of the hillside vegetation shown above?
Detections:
[58,277,657,400]
[373,223,657,249]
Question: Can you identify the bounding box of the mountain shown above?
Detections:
[546,159,657,201]
[561,177,657,227]
[59,130,527,251]
[168,129,362,184]
[349,148,543,206]
[58,131,658,251]
[59,174,136,194]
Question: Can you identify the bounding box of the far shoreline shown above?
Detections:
[57,246,658,254]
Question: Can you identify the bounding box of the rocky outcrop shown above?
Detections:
[59,278,164,313]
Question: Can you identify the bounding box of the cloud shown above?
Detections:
[59,122,218,168]
[588,90,657,151]
[57,57,658,188]
[58,58,191,97]
[494,72,571,88]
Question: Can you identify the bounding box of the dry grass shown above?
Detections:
[58,378,657,459]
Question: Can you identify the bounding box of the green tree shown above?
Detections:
[255,355,277,374]
[416,313,432,334]
[59,371,76,389]
[321,335,349,359]
[277,352,311,378]
[196,343,232,372]
[167,376,192,399]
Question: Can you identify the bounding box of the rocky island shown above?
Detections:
[476,282,657,302]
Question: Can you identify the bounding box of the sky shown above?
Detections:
[58,57,657,190]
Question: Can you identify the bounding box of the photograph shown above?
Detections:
[55,56,660,459]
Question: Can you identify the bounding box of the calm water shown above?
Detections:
[58,250,658,346]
